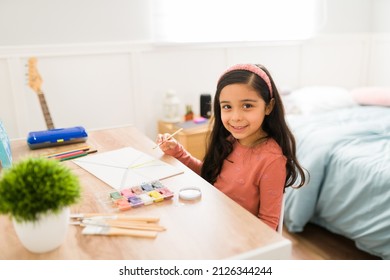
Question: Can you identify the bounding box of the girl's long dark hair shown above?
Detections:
[201,64,307,190]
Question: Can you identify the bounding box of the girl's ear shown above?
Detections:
[265,98,275,115]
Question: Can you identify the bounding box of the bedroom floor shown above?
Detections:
[283,223,381,260]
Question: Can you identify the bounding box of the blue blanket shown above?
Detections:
[284,106,390,259]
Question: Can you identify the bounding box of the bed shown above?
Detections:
[282,86,390,260]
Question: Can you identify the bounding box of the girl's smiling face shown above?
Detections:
[219,83,274,146]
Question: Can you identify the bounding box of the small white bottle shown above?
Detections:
[163,90,181,123]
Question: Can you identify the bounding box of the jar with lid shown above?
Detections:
[162,90,181,123]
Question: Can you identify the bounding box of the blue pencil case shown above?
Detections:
[27,126,88,149]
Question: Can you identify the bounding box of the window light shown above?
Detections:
[152,0,326,43]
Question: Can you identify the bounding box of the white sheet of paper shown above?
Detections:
[73,147,183,190]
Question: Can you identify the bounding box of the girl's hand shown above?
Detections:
[156,133,178,153]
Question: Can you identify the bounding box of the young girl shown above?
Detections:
[157,63,306,230]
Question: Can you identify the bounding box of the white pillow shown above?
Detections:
[288,86,357,115]
[350,87,390,107]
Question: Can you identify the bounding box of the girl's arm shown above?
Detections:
[257,157,286,231]
[157,133,202,175]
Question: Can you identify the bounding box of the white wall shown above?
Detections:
[372,0,390,32]
[0,0,151,45]
[319,0,372,33]
[0,0,389,141]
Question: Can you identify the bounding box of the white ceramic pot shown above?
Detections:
[12,207,70,253]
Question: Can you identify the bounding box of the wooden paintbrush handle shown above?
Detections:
[79,213,160,223]
[107,220,166,231]
[115,216,160,223]
[108,227,158,238]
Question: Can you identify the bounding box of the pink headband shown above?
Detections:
[220,64,273,98]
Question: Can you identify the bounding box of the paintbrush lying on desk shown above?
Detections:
[80,218,166,231]
[70,213,160,223]
[71,213,165,238]
[82,225,158,238]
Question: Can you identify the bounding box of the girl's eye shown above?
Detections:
[243,103,253,109]
[221,104,231,110]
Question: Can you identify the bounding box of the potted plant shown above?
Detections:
[0,156,81,253]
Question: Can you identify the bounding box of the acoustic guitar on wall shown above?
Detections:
[26,57,88,149]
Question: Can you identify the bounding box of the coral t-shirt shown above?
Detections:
[165,138,286,230]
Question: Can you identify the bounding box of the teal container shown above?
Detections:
[0,120,12,169]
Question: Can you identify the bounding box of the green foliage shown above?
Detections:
[0,157,81,222]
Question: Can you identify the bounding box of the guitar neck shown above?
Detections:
[37,91,55,130]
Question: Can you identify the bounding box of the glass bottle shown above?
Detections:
[163,90,181,123]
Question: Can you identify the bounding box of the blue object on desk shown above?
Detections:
[27,126,88,149]
[0,120,12,169]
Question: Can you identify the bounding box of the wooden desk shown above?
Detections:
[0,125,291,260]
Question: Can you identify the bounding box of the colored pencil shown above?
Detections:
[46,146,91,158]
[58,148,97,161]
[54,149,86,160]
[59,152,88,162]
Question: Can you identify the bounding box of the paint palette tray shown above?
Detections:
[99,180,174,211]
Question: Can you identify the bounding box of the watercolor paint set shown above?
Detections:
[105,180,174,211]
